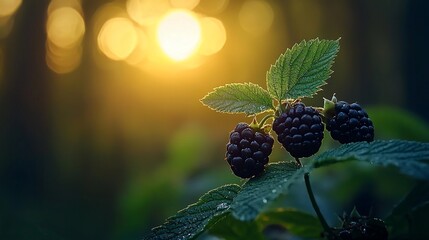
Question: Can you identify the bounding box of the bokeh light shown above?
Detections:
[98,17,139,61]
[239,0,274,36]
[0,0,22,17]
[46,7,85,49]
[169,0,200,10]
[126,0,170,26]
[46,2,85,74]
[156,10,201,61]
[199,17,226,56]
[197,0,229,15]
[46,41,82,74]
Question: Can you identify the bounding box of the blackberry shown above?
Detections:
[326,101,374,144]
[225,123,274,178]
[332,216,388,240]
[272,102,324,159]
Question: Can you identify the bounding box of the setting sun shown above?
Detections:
[156,10,201,61]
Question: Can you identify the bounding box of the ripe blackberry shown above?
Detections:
[225,123,274,178]
[272,102,324,159]
[326,101,374,144]
[332,216,388,240]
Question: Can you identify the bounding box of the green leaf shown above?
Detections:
[266,38,340,100]
[385,182,429,239]
[144,184,241,240]
[231,162,305,221]
[200,83,273,115]
[208,214,265,240]
[258,208,324,238]
[313,140,429,181]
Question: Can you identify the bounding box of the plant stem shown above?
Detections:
[294,157,302,167]
[258,114,275,128]
[304,172,336,239]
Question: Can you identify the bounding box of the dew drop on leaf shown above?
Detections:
[216,202,229,210]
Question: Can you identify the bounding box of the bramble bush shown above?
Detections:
[144,39,429,240]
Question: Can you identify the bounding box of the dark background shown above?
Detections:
[1,0,429,239]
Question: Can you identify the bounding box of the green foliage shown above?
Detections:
[386,182,429,239]
[231,162,304,221]
[208,214,265,240]
[144,184,240,240]
[200,83,273,115]
[367,106,429,141]
[200,38,340,116]
[266,38,340,101]
[145,140,429,239]
[258,208,324,238]
[150,37,429,240]
[313,140,429,181]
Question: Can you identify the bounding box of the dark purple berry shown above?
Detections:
[226,123,274,178]
[327,101,374,144]
[332,216,388,240]
[273,102,324,158]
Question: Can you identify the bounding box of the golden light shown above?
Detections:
[98,17,138,61]
[126,0,170,26]
[46,7,85,48]
[199,17,226,56]
[239,0,274,36]
[0,0,22,17]
[156,10,201,61]
[46,41,82,74]
[46,2,84,74]
[197,0,229,15]
[169,0,199,10]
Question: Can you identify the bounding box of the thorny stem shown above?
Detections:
[304,172,337,239]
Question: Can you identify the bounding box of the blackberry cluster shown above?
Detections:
[272,103,324,158]
[332,216,388,240]
[326,101,374,144]
[226,123,274,178]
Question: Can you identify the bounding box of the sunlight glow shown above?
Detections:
[156,10,201,61]
[169,0,199,10]
[98,18,138,61]
[239,0,274,36]
[0,0,22,17]
[199,17,226,56]
[126,0,169,26]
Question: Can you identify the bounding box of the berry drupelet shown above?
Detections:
[272,102,324,159]
[326,101,374,144]
[225,123,274,178]
[331,216,388,240]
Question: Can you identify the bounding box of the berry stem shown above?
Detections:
[304,172,337,239]
[258,114,275,128]
[294,157,302,167]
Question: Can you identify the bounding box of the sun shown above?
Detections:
[156,9,201,61]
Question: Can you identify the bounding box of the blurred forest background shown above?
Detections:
[1,0,429,239]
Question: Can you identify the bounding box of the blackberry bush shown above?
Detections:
[325,96,374,144]
[273,102,324,159]
[226,122,274,178]
[146,38,429,240]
